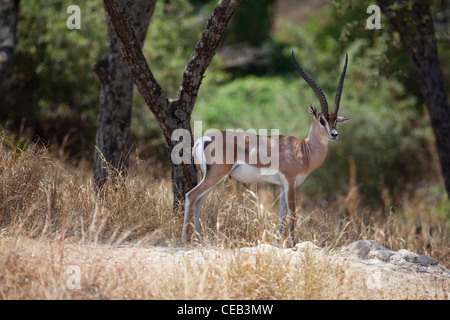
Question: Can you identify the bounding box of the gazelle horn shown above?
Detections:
[331,54,348,115]
[292,51,329,115]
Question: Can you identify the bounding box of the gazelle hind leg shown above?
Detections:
[182,164,232,243]
[192,190,212,242]
[182,186,208,242]
[182,191,194,240]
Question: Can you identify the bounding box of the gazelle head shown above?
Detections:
[292,51,351,141]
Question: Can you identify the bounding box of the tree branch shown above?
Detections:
[176,0,242,113]
[103,0,242,134]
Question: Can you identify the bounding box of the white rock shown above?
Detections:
[337,239,447,276]
[293,241,320,252]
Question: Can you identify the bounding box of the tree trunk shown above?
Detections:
[94,0,156,188]
[0,0,20,82]
[102,0,241,208]
[165,117,197,207]
[378,0,450,196]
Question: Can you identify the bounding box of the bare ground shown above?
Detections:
[3,236,448,300]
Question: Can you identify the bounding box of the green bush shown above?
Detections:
[0,0,106,156]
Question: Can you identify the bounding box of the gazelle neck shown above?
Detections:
[304,121,329,172]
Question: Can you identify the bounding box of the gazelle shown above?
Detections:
[182,51,351,245]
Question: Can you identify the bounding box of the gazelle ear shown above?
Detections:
[309,104,318,118]
[337,116,351,124]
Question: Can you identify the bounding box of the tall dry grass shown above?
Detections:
[0,134,449,299]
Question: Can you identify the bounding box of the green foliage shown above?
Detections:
[329,0,449,111]
[142,0,201,98]
[223,0,276,46]
[0,130,27,158]
[0,0,106,156]
[429,184,450,221]
[193,76,313,136]
[140,0,231,98]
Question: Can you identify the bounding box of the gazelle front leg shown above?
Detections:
[286,181,297,246]
[276,185,287,244]
[276,180,296,247]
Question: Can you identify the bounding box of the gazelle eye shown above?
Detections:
[320,118,326,126]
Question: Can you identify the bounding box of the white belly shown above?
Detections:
[229,163,282,185]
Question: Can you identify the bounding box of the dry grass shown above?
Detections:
[0,135,449,299]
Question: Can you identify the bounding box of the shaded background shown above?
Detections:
[0,0,449,216]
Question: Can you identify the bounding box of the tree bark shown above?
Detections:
[94,0,156,188]
[378,0,450,195]
[102,0,241,208]
[0,0,20,82]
